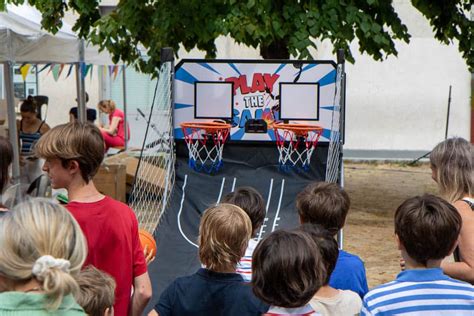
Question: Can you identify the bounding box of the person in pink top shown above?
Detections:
[98,99,129,150]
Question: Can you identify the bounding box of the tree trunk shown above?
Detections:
[260,40,290,59]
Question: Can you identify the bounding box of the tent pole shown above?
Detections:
[122,65,128,150]
[3,61,20,183]
[76,39,86,122]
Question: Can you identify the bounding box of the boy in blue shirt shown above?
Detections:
[362,194,474,315]
[296,182,368,298]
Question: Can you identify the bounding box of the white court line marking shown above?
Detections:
[271,179,285,232]
[177,175,198,248]
[231,177,237,192]
[257,178,274,241]
[216,177,226,204]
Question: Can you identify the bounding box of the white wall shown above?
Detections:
[42,0,471,152]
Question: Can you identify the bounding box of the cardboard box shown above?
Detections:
[93,163,126,202]
[104,152,166,192]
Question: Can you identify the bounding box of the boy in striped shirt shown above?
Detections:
[222,186,266,282]
[362,194,474,315]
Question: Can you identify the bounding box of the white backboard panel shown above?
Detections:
[194,81,233,119]
[280,83,319,120]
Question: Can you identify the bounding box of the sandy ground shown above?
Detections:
[342,162,438,289]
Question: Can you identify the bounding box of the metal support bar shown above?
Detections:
[122,65,128,150]
[75,40,86,122]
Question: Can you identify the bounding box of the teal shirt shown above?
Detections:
[0,292,85,315]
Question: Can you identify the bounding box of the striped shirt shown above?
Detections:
[264,304,321,315]
[236,238,258,282]
[362,268,474,315]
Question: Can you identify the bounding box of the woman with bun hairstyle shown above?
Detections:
[430,137,474,283]
[97,99,129,150]
[0,199,87,314]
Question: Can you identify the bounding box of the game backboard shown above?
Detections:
[174,60,337,142]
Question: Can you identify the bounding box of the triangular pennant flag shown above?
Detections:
[47,63,55,75]
[52,64,61,81]
[88,65,94,80]
[84,64,92,78]
[38,63,51,73]
[108,65,114,77]
[66,64,74,78]
[113,65,119,81]
[57,64,65,78]
[20,64,31,81]
[80,62,87,79]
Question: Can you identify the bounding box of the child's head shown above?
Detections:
[252,229,326,308]
[0,199,87,310]
[98,100,116,114]
[221,186,266,237]
[296,182,350,235]
[299,223,339,286]
[0,136,13,193]
[395,194,461,266]
[35,122,104,186]
[430,137,473,202]
[75,266,116,316]
[198,203,252,272]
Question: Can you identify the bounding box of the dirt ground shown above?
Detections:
[342,161,438,289]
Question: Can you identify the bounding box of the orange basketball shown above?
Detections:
[139,229,157,257]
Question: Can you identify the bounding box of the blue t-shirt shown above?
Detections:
[155,268,269,316]
[362,268,474,315]
[329,250,368,298]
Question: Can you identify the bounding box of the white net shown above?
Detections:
[129,61,175,233]
[325,63,344,183]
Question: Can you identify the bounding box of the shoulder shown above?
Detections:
[40,122,50,133]
[340,289,363,303]
[112,109,124,117]
[338,250,366,268]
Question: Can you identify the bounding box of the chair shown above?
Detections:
[33,95,48,120]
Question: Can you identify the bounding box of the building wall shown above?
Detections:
[40,0,471,153]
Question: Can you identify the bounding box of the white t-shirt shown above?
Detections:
[310,289,362,315]
[236,238,258,282]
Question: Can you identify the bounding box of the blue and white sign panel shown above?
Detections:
[174,60,337,142]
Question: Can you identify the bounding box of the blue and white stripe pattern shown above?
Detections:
[362,268,474,315]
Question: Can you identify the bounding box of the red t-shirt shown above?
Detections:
[67,196,147,316]
[109,109,130,140]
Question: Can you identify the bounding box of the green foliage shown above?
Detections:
[0,0,471,73]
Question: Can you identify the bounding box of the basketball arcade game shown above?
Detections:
[144,55,346,304]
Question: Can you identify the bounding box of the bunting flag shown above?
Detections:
[66,64,74,78]
[19,64,31,81]
[113,65,119,81]
[38,63,51,73]
[80,62,86,79]
[89,65,94,80]
[84,64,92,78]
[108,65,114,78]
[51,64,61,81]
[57,64,65,78]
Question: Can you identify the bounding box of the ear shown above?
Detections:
[104,307,114,316]
[299,214,304,225]
[447,239,459,256]
[395,234,404,251]
[65,160,81,175]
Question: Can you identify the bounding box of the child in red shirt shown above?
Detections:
[36,122,151,316]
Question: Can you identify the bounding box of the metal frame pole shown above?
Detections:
[122,65,128,150]
[76,39,86,122]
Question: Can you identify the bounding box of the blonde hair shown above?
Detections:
[430,137,473,202]
[0,199,87,310]
[198,203,252,271]
[35,122,104,183]
[75,267,116,316]
[98,100,116,113]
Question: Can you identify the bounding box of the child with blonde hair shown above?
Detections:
[152,203,268,316]
[75,266,116,316]
[0,199,87,314]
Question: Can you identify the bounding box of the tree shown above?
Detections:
[0,0,471,74]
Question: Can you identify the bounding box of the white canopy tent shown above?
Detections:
[0,4,125,183]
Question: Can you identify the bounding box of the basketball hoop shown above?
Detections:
[180,121,232,173]
[272,122,323,171]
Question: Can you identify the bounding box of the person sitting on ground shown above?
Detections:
[221,186,266,282]
[296,181,369,298]
[0,199,87,315]
[0,136,13,211]
[429,137,474,283]
[97,100,129,151]
[35,122,151,316]
[16,96,50,184]
[362,194,474,315]
[69,92,97,123]
[252,229,326,315]
[152,203,269,316]
[75,266,116,316]
[300,223,362,315]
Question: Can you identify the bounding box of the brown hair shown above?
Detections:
[20,95,37,113]
[75,266,116,316]
[430,137,473,202]
[198,203,252,271]
[296,182,350,235]
[299,224,339,285]
[395,194,461,266]
[0,136,13,193]
[98,100,116,113]
[222,186,266,237]
[35,122,104,183]
[252,230,326,308]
